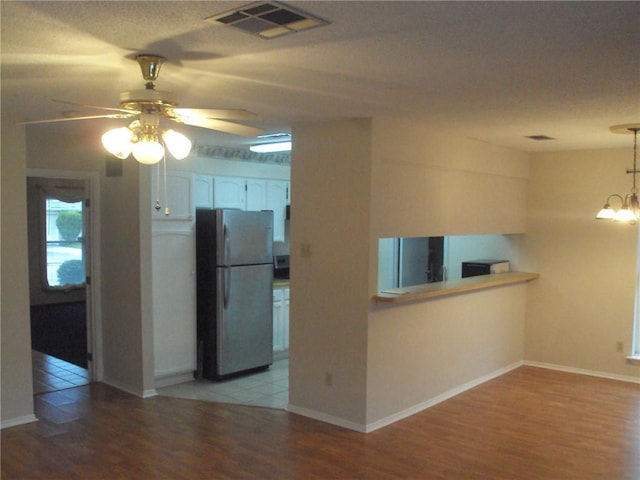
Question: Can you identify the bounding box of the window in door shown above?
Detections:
[43,196,86,289]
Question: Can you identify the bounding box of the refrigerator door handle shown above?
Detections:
[223,266,231,309]
[223,224,231,265]
[222,224,231,308]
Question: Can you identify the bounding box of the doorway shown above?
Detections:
[26,173,100,393]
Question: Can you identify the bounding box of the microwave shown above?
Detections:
[461,260,509,278]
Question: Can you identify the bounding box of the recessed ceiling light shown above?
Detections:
[526,135,556,141]
[205,1,330,39]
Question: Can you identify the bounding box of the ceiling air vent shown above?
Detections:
[205,1,330,39]
[526,135,556,141]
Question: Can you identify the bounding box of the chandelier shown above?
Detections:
[596,124,640,224]
[101,113,191,165]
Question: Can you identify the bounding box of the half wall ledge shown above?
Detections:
[373,271,540,304]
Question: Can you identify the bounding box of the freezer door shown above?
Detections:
[216,263,273,376]
[216,209,273,266]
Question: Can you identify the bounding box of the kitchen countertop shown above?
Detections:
[273,279,290,288]
[373,271,539,304]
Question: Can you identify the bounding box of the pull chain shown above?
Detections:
[163,153,170,216]
[155,160,161,211]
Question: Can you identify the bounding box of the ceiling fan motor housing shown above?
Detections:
[119,89,178,114]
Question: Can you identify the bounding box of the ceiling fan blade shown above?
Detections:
[178,117,264,137]
[51,99,138,115]
[17,113,135,125]
[172,108,259,121]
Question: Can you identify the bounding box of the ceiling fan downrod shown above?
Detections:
[136,54,165,89]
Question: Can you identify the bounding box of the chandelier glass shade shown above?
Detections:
[102,116,192,165]
[596,125,640,224]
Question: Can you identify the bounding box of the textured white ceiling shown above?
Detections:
[2,1,639,151]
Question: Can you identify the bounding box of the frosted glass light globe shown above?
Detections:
[102,127,133,159]
[131,135,164,165]
[163,129,192,160]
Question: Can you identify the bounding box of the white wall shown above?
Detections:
[366,118,531,428]
[521,148,640,380]
[289,119,372,428]
[370,118,529,238]
[1,108,37,427]
[446,234,521,280]
[26,126,155,397]
[290,117,531,431]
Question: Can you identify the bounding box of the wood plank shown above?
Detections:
[1,366,638,479]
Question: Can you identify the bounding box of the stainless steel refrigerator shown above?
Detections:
[196,208,274,380]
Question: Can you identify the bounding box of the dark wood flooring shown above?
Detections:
[2,366,639,479]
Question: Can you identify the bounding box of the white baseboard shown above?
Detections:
[523,360,640,384]
[286,404,367,433]
[288,361,524,434]
[1,413,38,430]
[154,371,195,388]
[364,361,524,433]
[102,377,158,398]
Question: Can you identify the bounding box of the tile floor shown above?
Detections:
[157,358,289,410]
[32,350,90,394]
[31,349,288,410]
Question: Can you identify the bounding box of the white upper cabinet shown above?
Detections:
[212,176,289,242]
[213,176,246,210]
[266,180,289,242]
[152,170,193,220]
[246,178,268,211]
[194,175,213,208]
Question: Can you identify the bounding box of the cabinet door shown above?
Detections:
[246,179,267,211]
[283,288,290,350]
[194,175,213,208]
[152,229,196,378]
[152,171,192,219]
[213,176,246,210]
[273,289,284,352]
[266,180,289,242]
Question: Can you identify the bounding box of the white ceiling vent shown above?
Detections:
[205,2,329,39]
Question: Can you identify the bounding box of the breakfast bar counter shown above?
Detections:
[373,271,539,304]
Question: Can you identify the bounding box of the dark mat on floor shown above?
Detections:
[30,302,87,368]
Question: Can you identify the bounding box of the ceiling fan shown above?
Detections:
[18,54,264,163]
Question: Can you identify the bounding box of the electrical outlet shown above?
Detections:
[325,372,333,387]
[301,243,312,258]
[616,341,624,353]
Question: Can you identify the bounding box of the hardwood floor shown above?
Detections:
[2,366,639,479]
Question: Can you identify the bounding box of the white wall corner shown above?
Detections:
[286,404,367,433]
[102,377,158,398]
[1,414,38,430]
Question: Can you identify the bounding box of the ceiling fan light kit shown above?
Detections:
[596,124,640,224]
[102,111,192,165]
[19,53,264,166]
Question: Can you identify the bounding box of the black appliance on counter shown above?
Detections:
[273,254,290,279]
[461,259,509,278]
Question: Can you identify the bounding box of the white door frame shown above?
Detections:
[26,168,103,382]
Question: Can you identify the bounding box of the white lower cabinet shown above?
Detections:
[273,286,290,353]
